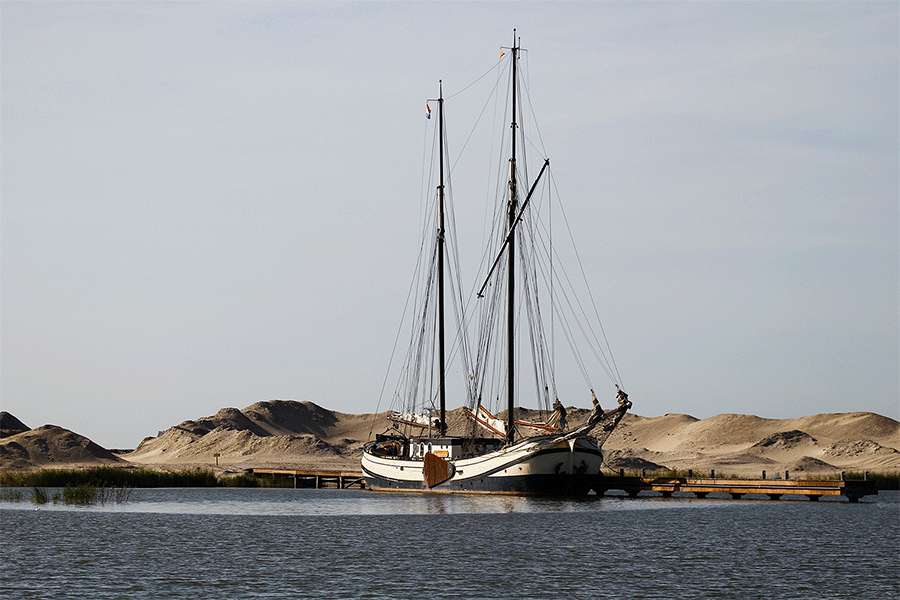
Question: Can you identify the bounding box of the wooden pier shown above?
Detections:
[247,469,877,501]
[250,469,366,489]
[595,475,878,502]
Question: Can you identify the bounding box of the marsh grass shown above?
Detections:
[30,487,49,504]
[1,488,23,502]
[218,474,260,487]
[0,467,218,488]
[0,467,299,489]
[1,484,135,505]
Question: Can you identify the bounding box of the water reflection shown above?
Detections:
[1,487,893,517]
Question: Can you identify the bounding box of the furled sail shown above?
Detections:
[463,405,506,437]
[388,411,440,430]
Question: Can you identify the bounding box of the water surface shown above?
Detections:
[3,489,897,599]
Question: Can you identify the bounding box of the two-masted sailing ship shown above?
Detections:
[361,34,632,496]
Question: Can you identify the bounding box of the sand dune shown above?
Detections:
[602,411,899,476]
[0,425,125,470]
[0,411,30,438]
[1,401,897,476]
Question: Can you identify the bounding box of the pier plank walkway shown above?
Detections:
[596,475,877,502]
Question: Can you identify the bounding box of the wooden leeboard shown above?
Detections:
[423,452,451,488]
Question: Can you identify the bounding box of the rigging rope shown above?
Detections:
[548,170,623,386]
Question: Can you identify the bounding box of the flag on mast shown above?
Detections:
[426,103,431,119]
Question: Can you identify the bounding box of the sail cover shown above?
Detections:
[463,405,507,437]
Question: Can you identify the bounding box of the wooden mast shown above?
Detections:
[506,33,518,445]
[437,82,447,437]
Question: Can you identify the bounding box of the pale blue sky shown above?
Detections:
[2,2,897,448]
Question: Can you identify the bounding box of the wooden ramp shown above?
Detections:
[250,469,366,489]
[595,475,878,502]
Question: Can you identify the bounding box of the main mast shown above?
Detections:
[506,33,519,445]
[437,82,447,437]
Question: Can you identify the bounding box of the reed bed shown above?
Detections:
[1,466,280,489]
[0,467,218,488]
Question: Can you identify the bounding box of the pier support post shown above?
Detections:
[767,494,781,501]
[762,470,766,480]
[730,493,743,500]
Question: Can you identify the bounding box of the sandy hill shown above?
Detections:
[602,411,899,476]
[1,402,897,476]
[123,401,898,476]
[123,400,386,470]
[1,411,30,438]
[0,425,125,470]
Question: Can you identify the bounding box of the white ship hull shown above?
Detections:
[361,436,604,496]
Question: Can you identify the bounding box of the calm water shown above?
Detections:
[2,489,898,599]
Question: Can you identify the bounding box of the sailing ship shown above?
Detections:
[361,34,632,496]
